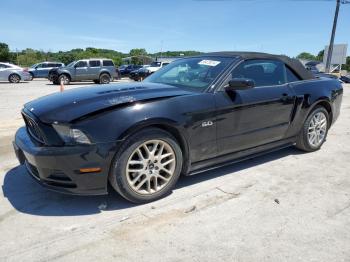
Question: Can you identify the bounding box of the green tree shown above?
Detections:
[0,42,10,62]
[129,49,148,65]
[129,48,147,57]
[316,50,324,62]
[296,52,317,61]
[343,56,350,71]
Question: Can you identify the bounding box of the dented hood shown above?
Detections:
[24,82,192,123]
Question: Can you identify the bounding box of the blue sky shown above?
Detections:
[1,0,349,56]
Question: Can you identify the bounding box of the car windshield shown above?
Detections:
[66,61,75,67]
[144,57,235,90]
[30,63,39,68]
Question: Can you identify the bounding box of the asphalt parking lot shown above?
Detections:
[0,80,349,261]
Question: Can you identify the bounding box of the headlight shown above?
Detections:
[53,124,91,144]
[70,129,91,144]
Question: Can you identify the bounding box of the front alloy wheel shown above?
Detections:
[58,74,70,85]
[9,74,20,83]
[109,128,183,203]
[126,140,176,195]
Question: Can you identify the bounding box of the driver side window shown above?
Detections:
[228,59,287,87]
[75,61,88,68]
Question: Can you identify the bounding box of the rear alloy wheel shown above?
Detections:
[109,128,183,203]
[9,74,21,83]
[99,73,111,84]
[58,74,70,85]
[296,106,329,152]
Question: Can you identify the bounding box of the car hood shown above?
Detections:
[24,82,193,123]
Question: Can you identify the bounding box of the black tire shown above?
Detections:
[28,72,34,81]
[99,73,111,84]
[48,72,57,82]
[295,106,329,152]
[8,73,21,83]
[58,74,70,85]
[109,128,183,203]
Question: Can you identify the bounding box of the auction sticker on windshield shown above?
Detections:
[198,60,221,66]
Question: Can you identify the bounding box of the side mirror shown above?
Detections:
[226,78,255,91]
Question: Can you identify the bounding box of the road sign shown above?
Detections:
[323,44,348,65]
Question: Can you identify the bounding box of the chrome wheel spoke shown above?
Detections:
[161,158,174,167]
[160,167,172,175]
[126,139,176,195]
[155,173,170,183]
[136,177,148,190]
[131,173,144,184]
[160,152,173,159]
[157,143,165,157]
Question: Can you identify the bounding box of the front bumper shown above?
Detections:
[13,127,116,195]
[21,72,32,81]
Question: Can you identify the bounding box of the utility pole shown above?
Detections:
[160,40,163,60]
[325,0,340,73]
[16,48,19,65]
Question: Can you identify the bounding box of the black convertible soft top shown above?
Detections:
[203,52,315,80]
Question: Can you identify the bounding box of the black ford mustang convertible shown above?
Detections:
[13,52,343,203]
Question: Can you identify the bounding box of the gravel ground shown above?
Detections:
[0,80,349,262]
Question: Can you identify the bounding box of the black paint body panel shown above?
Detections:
[13,53,343,195]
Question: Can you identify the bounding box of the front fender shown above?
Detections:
[118,117,185,140]
[58,69,72,78]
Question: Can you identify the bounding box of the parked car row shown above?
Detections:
[28,62,64,80]
[119,64,144,77]
[304,63,349,84]
[1,58,349,86]
[0,58,121,84]
[0,62,32,83]
[48,58,119,85]
[127,61,170,81]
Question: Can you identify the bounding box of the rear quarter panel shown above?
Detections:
[286,78,343,138]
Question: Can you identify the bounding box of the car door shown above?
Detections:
[88,60,101,79]
[0,63,7,80]
[74,61,89,80]
[34,63,46,77]
[215,59,296,156]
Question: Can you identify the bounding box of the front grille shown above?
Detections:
[46,170,76,188]
[25,162,77,188]
[22,111,45,144]
[48,171,73,182]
